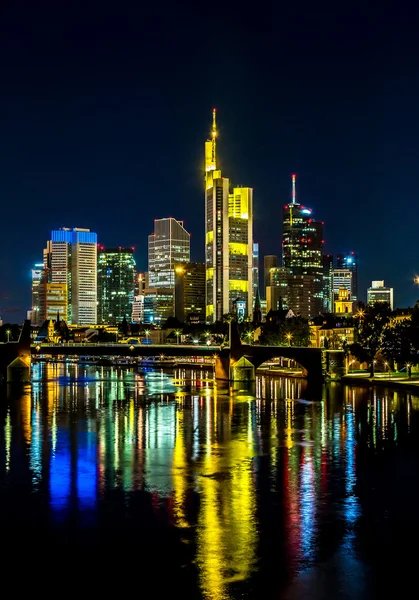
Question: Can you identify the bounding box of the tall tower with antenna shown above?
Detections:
[282,174,324,317]
[204,110,254,322]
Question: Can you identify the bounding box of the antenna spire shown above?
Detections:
[292,173,296,204]
[211,108,217,167]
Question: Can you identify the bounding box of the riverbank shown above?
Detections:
[343,372,419,391]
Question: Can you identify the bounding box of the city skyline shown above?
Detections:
[1,4,419,318]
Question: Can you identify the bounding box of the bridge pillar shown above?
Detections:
[215,355,230,381]
[324,350,345,380]
[231,356,255,382]
[7,355,31,383]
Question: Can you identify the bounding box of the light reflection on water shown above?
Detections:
[1,362,419,598]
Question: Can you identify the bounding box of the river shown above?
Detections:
[1,362,418,598]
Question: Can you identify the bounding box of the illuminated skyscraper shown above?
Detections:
[337,252,358,303]
[31,263,44,325]
[252,242,259,303]
[97,247,136,324]
[148,218,190,288]
[332,268,352,300]
[322,254,334,312]
[282,175,323,316]
[205,110,254,322]
[43,227,97,324]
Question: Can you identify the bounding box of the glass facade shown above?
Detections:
[43,227,97,325]
[97,247,136,325]
[148,218,190,289]
[336,252,358,303]
[282,188,324,316]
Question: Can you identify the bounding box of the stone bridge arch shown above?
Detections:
[237,345,324,381]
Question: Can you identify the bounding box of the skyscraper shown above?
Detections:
[336,252,358,303]
[31,263,44,325]
[148,218,190,288]
[332,268,352,300]
[205,110,254,322]
[97,247,136,324]
[263,255,277,297]
[322,254,334,313]
[282,175,324,316]
[174,262,206,323]
[253,242,259,304]
[43,227,97,325]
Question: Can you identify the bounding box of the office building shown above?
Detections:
[134,272,146,296]
[143,288,174,325]
[282,175,324,316]
[38,282,68,322]
[367,280,394,310]
[132,296,144,323]
[205,109,254,321]
[253,242,259,304]
[266,267,289,312]
[337,252,358,303]
[263,255,277,296]
[174,262,205,323]
[322,254,334,313]
[97,247,136,325]
[267,266,315,319]
[42,227,98,325]
[148,218,190,288]
[332,268,352,300]
[31,262,44,325]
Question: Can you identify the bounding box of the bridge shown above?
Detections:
[1,321,346,382]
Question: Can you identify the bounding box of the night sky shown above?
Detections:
[1,2,419,319]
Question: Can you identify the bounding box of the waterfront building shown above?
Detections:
[43,227,97,325]
[174,262,205,323]
[367,280,394,310]
[97,247,136,325]
[337,252,358,303]
[282,175,323,316]
[205,109,254,322]
[148,218,190,289]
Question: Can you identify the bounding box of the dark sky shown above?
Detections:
[1,1,419,319]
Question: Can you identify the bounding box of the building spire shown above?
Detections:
[211,108,217,168]
[292,173,296,204]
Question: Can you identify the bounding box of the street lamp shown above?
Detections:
[245,331,253,344]
[384,361,390,378]
[144,330,150,343]
[286,333,292,346]
[174,329,182,345]
[6,329,11,343]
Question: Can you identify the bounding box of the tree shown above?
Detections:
[381,320,416,377]
[258,316,310,347]
[350,302,391,376]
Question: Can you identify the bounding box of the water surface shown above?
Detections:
[1,363,418,598]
